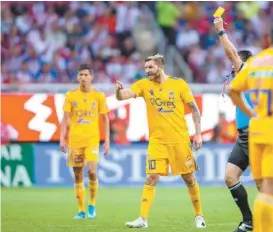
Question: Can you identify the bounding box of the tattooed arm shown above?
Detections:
[187,101,201,135]
[187,101,202,149]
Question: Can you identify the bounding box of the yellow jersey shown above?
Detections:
[131,76,195,143]
[63,88,109,147]
[230,47,273,143]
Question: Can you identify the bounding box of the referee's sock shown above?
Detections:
[229,182,252,222]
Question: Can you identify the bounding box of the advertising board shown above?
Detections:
[1,93,235,143]
[34,143,253,187]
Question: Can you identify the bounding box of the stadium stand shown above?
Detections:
[1,1,272,84]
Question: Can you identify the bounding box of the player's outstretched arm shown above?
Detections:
[187,101,202,150]
[115,81,136,100]
[214,17,243,72]
[60,112,70,153]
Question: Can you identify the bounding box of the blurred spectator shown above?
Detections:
[176,23,200,50]
[175,1,272,83]
[37,63,58,83]
[1,122,19,144]
[1,1,272,84]
[156,1,181,45]
[109,110,130,145]
[206,60,227,84]
[16,61,34,83]
[1,1,141,84]
[212,113,237,144]
[236,2,260,20]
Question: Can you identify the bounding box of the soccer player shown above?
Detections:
[228,28,273,232]
[116,54,206,229]
[60,64,110,219]
[214,16,257,232]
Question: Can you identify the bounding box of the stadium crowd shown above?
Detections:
[1,1,272,84]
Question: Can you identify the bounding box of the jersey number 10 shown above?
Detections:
[148,160,156,170]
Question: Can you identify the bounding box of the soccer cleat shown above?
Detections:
[74,211,85,219]
[195,215,206,228]
[233,221,253,232]
[125,217,148,228]
[87,205,96,219]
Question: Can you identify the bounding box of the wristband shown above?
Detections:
[218,30,226,36]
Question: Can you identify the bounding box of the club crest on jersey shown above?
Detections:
[168,91,175,100]
[91,101,96,109]
[73,101,78,108]
[186,155,193,168]
[149,89,154,96]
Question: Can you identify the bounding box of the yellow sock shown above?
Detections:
[140,184,156,219]
[88,179,98,206]
[253,193,273,232]
[74,182,85,212]
[187,181,202,216]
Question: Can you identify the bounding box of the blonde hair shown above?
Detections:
[145,54,164,66]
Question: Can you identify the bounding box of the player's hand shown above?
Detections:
[103,140,110,156]
[60,139,67,153]
[115,81,124,91]
[193,134,202,151]
[213,17,224,32]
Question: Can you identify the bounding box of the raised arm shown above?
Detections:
[214,17,243,72]
[115,81,138,100]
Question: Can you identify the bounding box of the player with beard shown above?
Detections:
[116,54,206,229]
[214,16,259,232]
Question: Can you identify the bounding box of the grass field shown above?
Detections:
[2,186,257,232]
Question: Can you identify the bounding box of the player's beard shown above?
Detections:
[148,70,160,81]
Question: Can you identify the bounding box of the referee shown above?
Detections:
[214,17,260,232]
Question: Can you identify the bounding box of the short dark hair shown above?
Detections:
[78,64,92,73]
[238,50,253,62]
[145,54,164,66]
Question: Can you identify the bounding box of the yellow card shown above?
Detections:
[213,7,225,17]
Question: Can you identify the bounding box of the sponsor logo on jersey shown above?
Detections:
[158,108,173,113]
[77,118,91,124]
[149,98,175,108]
